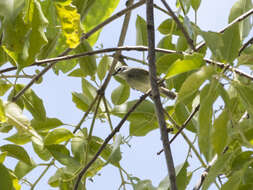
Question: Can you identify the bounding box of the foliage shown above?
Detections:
[0,0,253,189]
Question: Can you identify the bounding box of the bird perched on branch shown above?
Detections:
[113,66,176,99]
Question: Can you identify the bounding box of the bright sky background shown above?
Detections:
[1,0,242,189]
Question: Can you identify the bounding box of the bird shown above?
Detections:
[113,66,176,99]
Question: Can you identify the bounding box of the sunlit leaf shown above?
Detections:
[165,53,204,79]
[44,128,74,145]
[54,0,82,48]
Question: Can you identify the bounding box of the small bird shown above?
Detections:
[113,66,176,99]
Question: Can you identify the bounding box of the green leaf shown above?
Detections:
[221,24,241,62]
[0,144,32,165]
[198,30,224,61]
[97,55,112,81]
[19,87,47,121]
[14,160,36,179]
[75,40,97,77]
[229,0,253,39]
[198,79,219,161]
[32,138,51,161]
[174,102,197,133]
[165,53,204,79]
[0,164,13,190]
[158,161,189,190]
[134,180,155,190]
[54,0,82,48]
[111,84,130,105]
[21,0,48,68]
[5,132,31,145]
[191,0,201,11]
[176,35,188,51]
[211,110,229,155]
[156,54,182,75]
[202,151,234,190]
[198,24,240,63]
[106,134,122,165]
[82,0,120,45]
[82,78,97,100]
[112,100,158,136]
[0,99,6,122]
[0,79,11,96]
[136,15,148,46]
[158,19,182,35]
[0,152,7,163]
[156,35,175,59]
[231,151,253,171]
[232,81,253,116]
[4,102,30,130]
[220,170,242,190]
[31,117,63,132]
[177,65,215,103]
[46,144,80,167]
[67,68,86,77]
[44,128,74,145]
[72,92,92,112]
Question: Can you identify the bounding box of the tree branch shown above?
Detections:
[160,0,196,51]
[32,46,253,81]
[146,1,177,190]
[73,91,150,190]
[74,0,135,189]
[157,104,200,155]
[196,8,253,51]
[239,36,253,55]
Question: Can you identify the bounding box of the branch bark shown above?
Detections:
[73,91,150,190]
[196,8,253,51]
[146,1,177,190]
[160,0,196,51]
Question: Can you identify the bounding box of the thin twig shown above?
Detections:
[0,74,34,78]
[239,36,253,55]
[73,92,150,190]
[192,155,218,190]
[160,0,195,51]
[23,46,253,82]
[196,8,253,51]
[74,0,135,189]
[146,1,177,190]
[157,104,200,155]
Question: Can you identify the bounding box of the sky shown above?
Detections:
[1,0,242,189]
